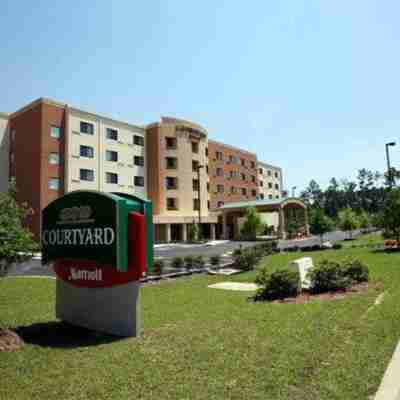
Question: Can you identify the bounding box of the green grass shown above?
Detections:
[1,243,400,399]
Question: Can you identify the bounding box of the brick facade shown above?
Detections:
[208,140,259,210]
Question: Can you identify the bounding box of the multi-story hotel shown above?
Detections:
[0,113,9,194]
[257,161,283,200]
[146,117,218,242]
[6,98,146,240]
[0,98,286,243]
[208,140,259,210]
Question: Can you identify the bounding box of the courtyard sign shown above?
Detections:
[42,190,154,336]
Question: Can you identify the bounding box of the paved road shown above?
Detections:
[6,230,370,278]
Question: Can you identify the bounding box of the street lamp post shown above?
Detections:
[197,165,204,237]
[291,186,297,197]
[386,142,396,188]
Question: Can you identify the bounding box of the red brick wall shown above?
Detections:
[9,100,65,241]
[208,140,259,210]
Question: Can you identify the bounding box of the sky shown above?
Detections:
[1,0,400,193]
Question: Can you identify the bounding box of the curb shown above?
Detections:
[374,341,400,400]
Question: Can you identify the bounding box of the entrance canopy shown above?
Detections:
[217,198,309,239]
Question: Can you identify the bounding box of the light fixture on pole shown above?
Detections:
[291,186,297,197]
[386,142,396,188]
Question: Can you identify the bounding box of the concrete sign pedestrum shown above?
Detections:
[290,257,314,289]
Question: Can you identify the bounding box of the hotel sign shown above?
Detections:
[42,191,128,271]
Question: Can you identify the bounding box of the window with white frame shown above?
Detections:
[49,177,60,190]
[80,145,94,158]
[106,128,118,141]
[51,126,61,139]
[106,150,118,162]
[80,121,94,135]
[80,169,94,181]
[106,172,118,184]
[134,176,145,187]
[49,152,60,165]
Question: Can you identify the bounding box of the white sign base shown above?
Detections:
[56,279,141,337]
[290,257,314,289]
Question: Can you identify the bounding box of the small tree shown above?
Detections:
[358,211,371,234]
[381,189,400,241]
[309,208,333,244]
[338,208,359,240]
[0,181,39,279]
[241,207,263,240]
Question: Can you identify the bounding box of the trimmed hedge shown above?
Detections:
[210,254,221,266]
[171,257,184,269]
[255,267,301,301]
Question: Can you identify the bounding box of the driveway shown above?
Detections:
[6,230,368,278]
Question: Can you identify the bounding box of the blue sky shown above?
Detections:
[1,1,400,192]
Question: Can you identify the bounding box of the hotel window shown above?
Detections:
[167,197,178,210]
[229,155,238,164]
[193,198,200,210]
[166,157,178,169]
[216,168,223,177]
[276,195,280,199]
[269,194,273,199]
[106,150,118,162]
[106,172,118,184]
[259,180,264,187]
[191,141,199,153]
[275,171,279,178]
[193,179,200,191]
[241,173,246,181]
[80,145,94,158]
[106,128,118,141]
[192,160,199,171]
[207,182,210,192]
[268,170,272,176]
[205,147,208,156]
[166,176,178,190]
[259,168,263,174]
[217,201,224,208]
[217,184,224,193]
[51,126,61,139]
[134,135,144,146]
[241,158,246,167]
[207,200,210,210]
[275,183,279,190]
[206,165,209,174]
[268,182,273,189]
[216,151,223,161]
[260,193,264,200]
[252,189,257,197]
[230,186,237,194]
[80,121,94,135]
[49,152,60,165]
[251,175,256,183]
[250,161,255,169]
[165,137,177,149]
[242,188,247,196]
[49,178,60,190]
[80,169,94,182]
[134,156,145,167]
[134,176,145,187]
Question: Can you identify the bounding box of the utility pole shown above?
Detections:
[291,186,297,197]
[386,142,396,188]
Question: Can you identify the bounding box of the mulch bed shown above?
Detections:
[273,282,383,304]
[0,329,24,352]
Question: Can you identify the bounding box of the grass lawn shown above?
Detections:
[1,237,400,399]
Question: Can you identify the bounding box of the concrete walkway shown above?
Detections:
[375,341,400,400]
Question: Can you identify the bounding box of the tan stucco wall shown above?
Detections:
[0,114,9,193]
[158,121,210,219]
[67,109,146,198]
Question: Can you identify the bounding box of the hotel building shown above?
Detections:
[7,98,146,240]
[146,117,218,242]
[257,161,283,200]
[0,113,9,194]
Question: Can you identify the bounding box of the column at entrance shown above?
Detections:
[182,223,188,242]
[165,223,171,243]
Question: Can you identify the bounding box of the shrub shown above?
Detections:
[153,259,165,275]
[194,255,205,269]
[210,254,221,267]
[234,248,258,271]
[342,258,369,283]
[171,257,184,269]
[233,247,243,257]
[308,259,352,293]
[184,255,195,270]
[333,243,343,250]
[255,267,301,301]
